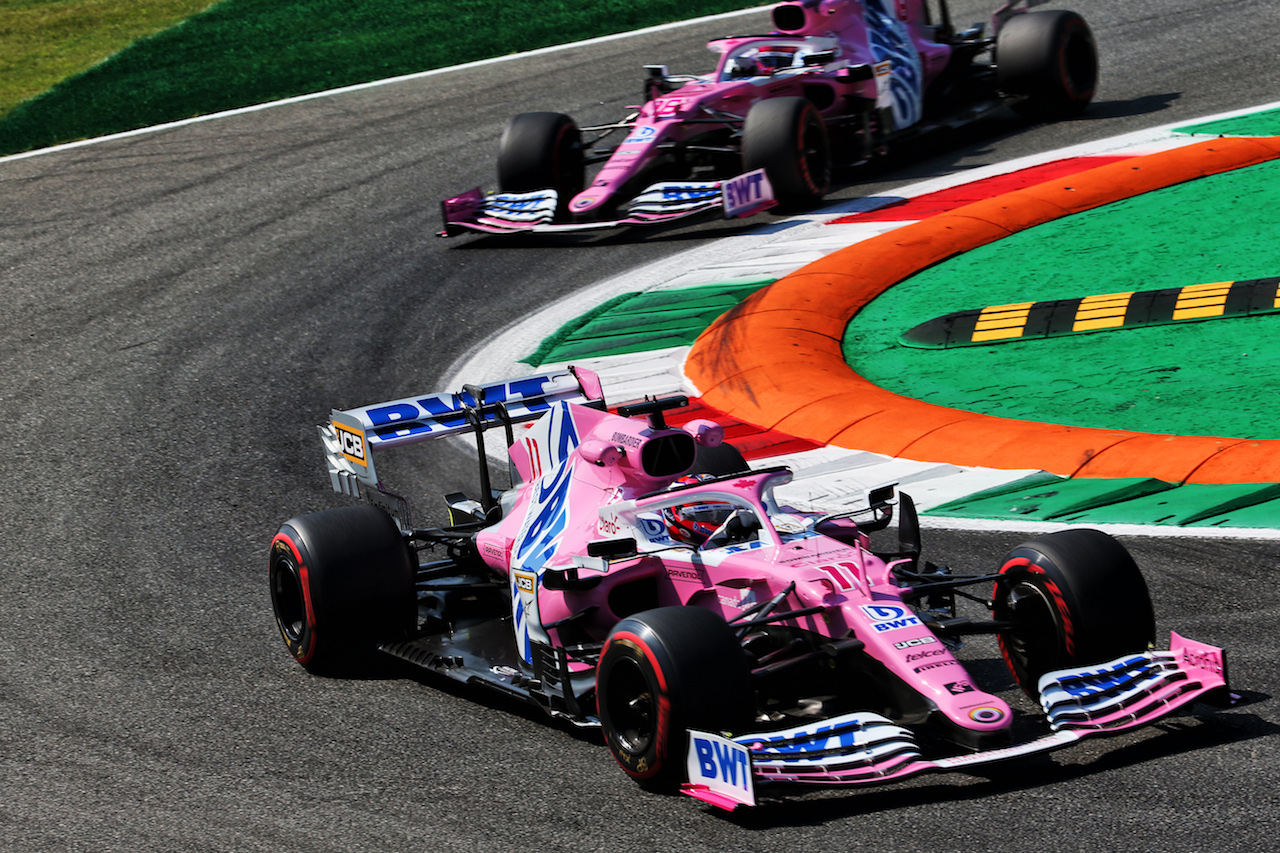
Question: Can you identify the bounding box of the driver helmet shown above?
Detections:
[755,47,798,72]
[660,474,736,547]
[727,55,760,78]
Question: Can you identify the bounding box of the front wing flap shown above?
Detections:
[439,169,775,236]
[683,633,1231,810]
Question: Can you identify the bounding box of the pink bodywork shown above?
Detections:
[322,365,1231,806]
[474,398,1012,738]
[568,0,955,216]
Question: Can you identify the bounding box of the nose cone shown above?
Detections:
[942,691,1013,733]
[568,191,607,214]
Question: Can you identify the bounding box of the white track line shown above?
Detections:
[0,7,770,164]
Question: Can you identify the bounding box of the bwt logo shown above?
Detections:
[624,126,658,143]
[505,197,549,210]
[661,188,712,201]
[362,376,555,442]
[723,171,767,209]
[862,604,922,633]
[691,737,751,791]
[638,517,668,539]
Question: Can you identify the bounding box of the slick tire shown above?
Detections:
[268,505,416,675]
[993,529,1155,695]
[597,606,753,790]
[497,111,584,217]
[997,10,1098,120]
[741,96,830,211]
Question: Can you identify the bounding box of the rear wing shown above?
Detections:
[318,366,605,529]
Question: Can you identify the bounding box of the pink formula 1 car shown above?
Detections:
[440,0,1098,236]
[268,369,1233,809]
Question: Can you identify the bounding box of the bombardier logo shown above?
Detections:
[610,431,642,449]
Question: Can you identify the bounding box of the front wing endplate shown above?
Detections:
[439,170,775,236]
[682,633,1230,810]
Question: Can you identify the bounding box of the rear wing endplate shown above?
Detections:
[318,367,605,523]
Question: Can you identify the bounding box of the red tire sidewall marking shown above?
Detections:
[599,631,673,779]
[996,555,1077,684]
[270,531,318,664]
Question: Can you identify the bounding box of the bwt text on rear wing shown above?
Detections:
[317,366,605,529]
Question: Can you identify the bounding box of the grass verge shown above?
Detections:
[0,0,217,121]
[0,0,765,156]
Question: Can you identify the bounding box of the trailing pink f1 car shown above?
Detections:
[440,0,1099,236]
[268,368,1234,809]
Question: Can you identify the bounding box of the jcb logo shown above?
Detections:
[334,423,367,465]
[514,572,535,594]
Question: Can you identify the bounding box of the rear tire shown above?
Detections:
[993,529,1154,695]
[597,606,753,790]
[741,97,830,211]
[997,10,1097,120]
[268,505,416,675]
[497,111,584,217]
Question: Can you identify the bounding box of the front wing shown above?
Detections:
[438,170,775,236]
[683,632,1231,809]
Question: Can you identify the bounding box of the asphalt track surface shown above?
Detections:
[2,2,1279,850]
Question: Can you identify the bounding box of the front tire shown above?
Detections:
[497,111,584,217]
[993,529,1154,695]
[741,97,830,211]
[268,505,416,674]
[597,606,753,790]
[997,10,1098,120]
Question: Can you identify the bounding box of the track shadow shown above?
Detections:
[1076,92,1182,121]
[442,92,1189,252]
[441,214,778,250]
[712,694,1276,828]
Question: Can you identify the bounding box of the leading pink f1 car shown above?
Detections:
[268,368,1234,809]
[440,0,1099,236]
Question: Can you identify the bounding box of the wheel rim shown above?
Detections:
[1060,28,1097,98]
[271,560,307,644]
[999,579,1062,681]
[604,657,656,754]
[800,114,830,194]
